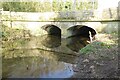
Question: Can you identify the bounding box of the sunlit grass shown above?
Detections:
[79,33,118,54]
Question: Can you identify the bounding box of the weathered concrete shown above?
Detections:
[2,21,118,37]
[1,7,119,37]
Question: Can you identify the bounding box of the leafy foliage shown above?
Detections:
[2,1,98,12]
[2,2,41,12]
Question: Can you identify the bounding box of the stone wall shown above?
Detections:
[1,8,119,37]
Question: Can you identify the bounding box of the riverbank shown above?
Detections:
[71,33,119,78]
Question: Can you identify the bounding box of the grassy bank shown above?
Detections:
[80,32,118,55]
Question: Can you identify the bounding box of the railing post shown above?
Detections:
[10,11,12,28]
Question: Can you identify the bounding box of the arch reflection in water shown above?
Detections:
[66,36,90,52]
[40,34,61,48]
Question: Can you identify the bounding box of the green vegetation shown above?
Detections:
[80,41,111,54]
[2,1,98,12]
[79,33,118,54]
[2,2,44,12]
[76,1,98,10]
[2,24,31,41]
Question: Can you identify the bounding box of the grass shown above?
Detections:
[80,41,109,54]
[79,33,118,54]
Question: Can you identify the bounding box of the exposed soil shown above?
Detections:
[2,28,119,78]
[70,33,119,78]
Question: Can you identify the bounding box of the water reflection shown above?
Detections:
[2,49,76,78]
[2,34,82,78]
[40,35,61,48]
[66,36,90,52]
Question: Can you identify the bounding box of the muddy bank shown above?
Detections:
[70,33,119,78]
[72,47,118,78]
